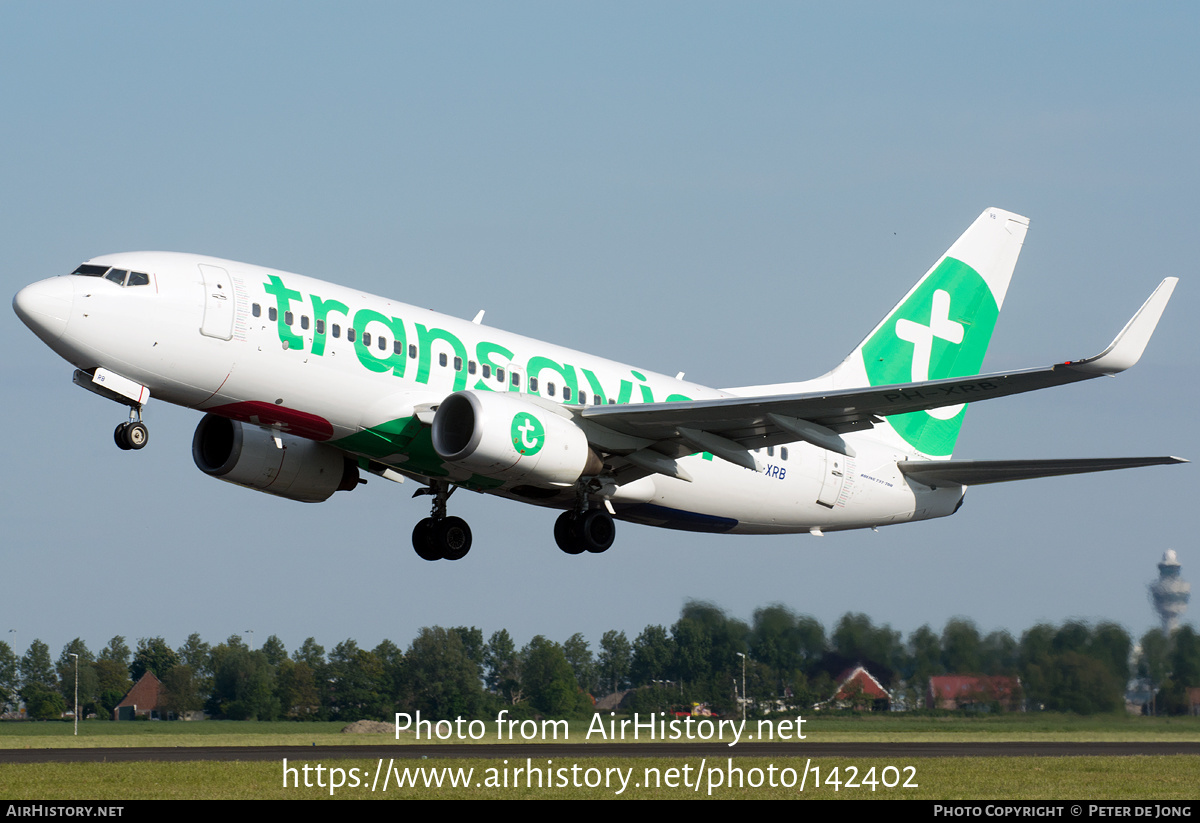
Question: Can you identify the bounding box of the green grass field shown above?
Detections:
[2,715,1198,799]
[2,756,1198,800]
[2,713,1198,748]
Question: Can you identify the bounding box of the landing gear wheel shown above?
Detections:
[125,422,149,450]
[437,517,472,561]
[412,518,441,561]
[577,509,615,553]
[411,482,473,561]
[114,421,148,450]
[555,512,585,555]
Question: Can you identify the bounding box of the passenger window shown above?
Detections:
[394,340,403,355]
[512,373,521,388]
[529,377,538,392]
[781,447,789,461]
[468,360,477,375]
[128,272,150,286]
[767,446,774,457]
[563,386,571,401]
[285,311,294,325]
[316,319,325,334]
[347,327,356,343]
[453,356,462,371]
[301,315,310,330]
[439,353,447,367]
[579,391,587,404]
[482,364,491,379]
[252,303,261,318]
[547,382,555,397]
[332,324,341,338]
[269,307,278,322]
[409,344,417,358]
[362,332,371,347]
[497,368,505,383]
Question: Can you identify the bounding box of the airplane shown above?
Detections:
[12,207,1184,561]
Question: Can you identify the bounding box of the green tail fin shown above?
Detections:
[842,208,1029,456]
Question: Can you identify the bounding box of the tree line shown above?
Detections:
[2,603,1197,721]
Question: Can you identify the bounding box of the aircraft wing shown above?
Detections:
[898,456,1187,486]
[579,278,1177,466]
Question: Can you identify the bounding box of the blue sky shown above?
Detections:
[2,2,1197,660]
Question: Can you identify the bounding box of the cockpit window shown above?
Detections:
[70,264,150,287]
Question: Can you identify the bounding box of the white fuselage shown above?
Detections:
[15,251,963,535]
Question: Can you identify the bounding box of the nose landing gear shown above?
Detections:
[70,368,151,452]
[114,410,149,451]
[411,481,473,561]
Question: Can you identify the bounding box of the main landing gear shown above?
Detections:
[408,480,617,560]
[412,481,472,562]
[114,409,149,451]
[554,508,616,555]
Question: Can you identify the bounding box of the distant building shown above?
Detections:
[113,672,162,720]
[820,666,890,711]
[1125,678,1157,715]
[926,675,1021,711]
[1149,549,1190,634]
[1188,687,1200,717]
[593,689,635,712]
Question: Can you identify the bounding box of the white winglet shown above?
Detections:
[1071,278,1177,374]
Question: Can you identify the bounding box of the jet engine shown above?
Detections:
[192,414,359,503]
[431,390,602,487]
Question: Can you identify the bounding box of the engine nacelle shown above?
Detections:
[192,414,359,503]
[431,390,602,487]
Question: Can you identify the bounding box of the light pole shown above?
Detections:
[736,652,746,722]
[69,653,78,736]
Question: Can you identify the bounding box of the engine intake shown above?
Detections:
[192,414,359,503]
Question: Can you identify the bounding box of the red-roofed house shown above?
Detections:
[822,666,890,711]
[114,672,162,720]
[926,675,1021,711]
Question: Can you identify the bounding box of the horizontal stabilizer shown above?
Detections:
[899,456,1187,487]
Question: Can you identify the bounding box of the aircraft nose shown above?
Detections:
[13,277,74,343]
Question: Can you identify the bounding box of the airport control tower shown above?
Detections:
[1149,549,1190,634]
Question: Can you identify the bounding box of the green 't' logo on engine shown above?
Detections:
[861,257,999,457]
[511,412,545,456]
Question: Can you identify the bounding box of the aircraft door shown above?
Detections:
[198,264,235,340]
[816,451,847,508]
